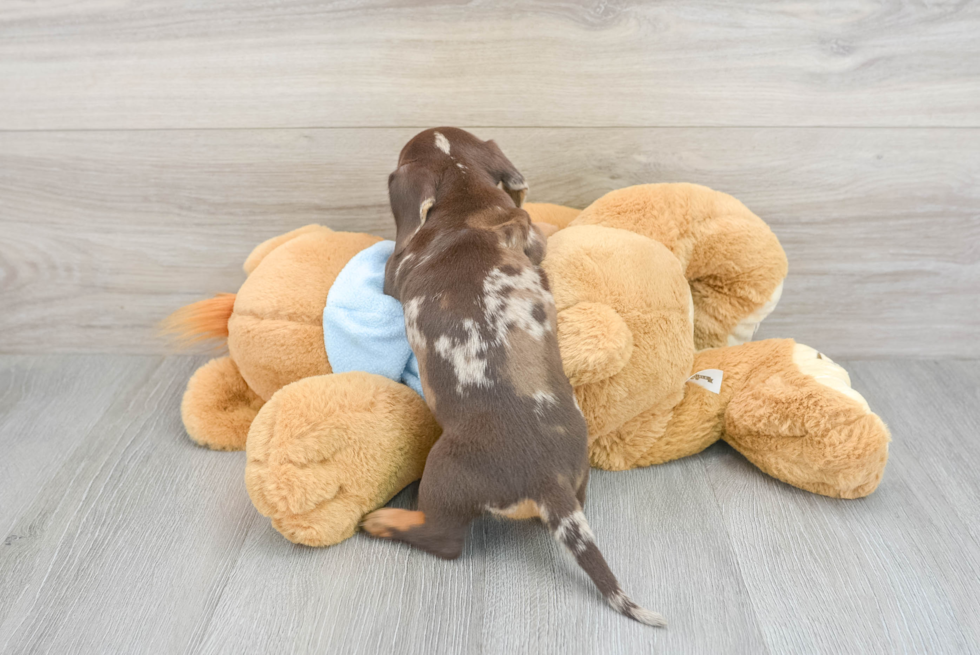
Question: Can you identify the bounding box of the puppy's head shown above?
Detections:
[388,128,528,255]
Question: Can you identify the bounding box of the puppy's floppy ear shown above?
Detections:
[524,222,548,266]
[484,139,528,207]
[389,163,439,255]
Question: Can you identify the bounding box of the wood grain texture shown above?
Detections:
[2,127,977,357]
[474,459,767,654]
[0,356,258,655]
[2,355,979,654]
[702,359,980,654]
[198,454,766,655]
[0,355,160,536]
[0,1,978,129]
[846,360,980,649]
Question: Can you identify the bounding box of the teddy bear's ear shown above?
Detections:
[557,302,634,386]
[525,203,581,231]
[243,224,330,275]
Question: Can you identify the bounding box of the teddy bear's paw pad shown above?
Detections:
[269,494,368,547]
[247,450,368,548]
[792,343,870,412]
[727,282,784,346]
[244,372,441,547]
[244,386,355,519]
[247,455,347,517]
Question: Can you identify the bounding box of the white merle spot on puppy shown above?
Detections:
[607,589,668,627]
[419,197,435,224]
[483,266,553,346]
[395,252,415,283]
[434,131,451,155]
[434,318,490,392]
[403,297,426,350]
[532,390,558,417]
[555,510,595,554]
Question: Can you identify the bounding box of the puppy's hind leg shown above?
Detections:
[361,508,471,560]
[362,441,477,560]
[576,469,589,509]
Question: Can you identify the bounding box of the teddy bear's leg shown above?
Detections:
[722,340,890,499]
[245,372,441,547]
[589,389,692,470]
[181,356,265,451]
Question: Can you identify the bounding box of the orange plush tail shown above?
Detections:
[160,293,237,346]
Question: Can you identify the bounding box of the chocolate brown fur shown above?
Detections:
[363,128,665,627]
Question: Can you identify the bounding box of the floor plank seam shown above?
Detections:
[4,355,980,652]
[192,510,260,654]
[699,453,774,655]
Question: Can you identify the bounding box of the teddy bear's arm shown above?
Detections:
[556,302,634,386]
[571,184,788,350]
[685,211,787,350]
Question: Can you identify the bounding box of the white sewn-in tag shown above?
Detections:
[687,369,723,394]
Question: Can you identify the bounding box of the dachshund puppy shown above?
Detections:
[362,127,665,627]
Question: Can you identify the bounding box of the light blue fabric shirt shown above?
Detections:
[323,240,424,398]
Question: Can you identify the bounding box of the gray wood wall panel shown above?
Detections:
[2,128,977,357]
[0,1,977,129]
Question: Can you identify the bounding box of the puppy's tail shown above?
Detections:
[160,293,236,346]
[544,500,667,628]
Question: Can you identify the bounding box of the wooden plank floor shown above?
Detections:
[1,355,977,654]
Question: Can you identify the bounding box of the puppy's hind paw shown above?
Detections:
[361,509,426,539]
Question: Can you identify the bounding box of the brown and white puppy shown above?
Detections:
[362,127,665,627]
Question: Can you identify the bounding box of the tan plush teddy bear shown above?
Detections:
[168,183,889,548]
